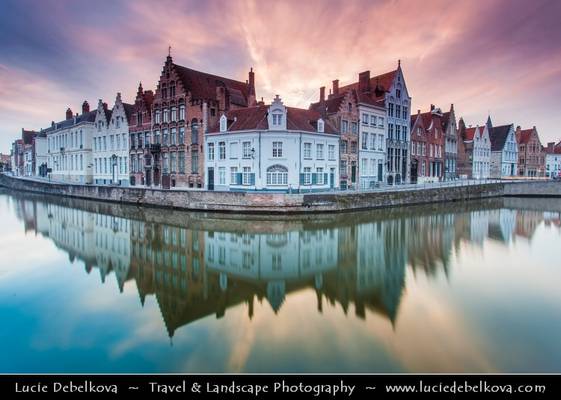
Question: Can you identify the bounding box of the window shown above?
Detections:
[351,141,357,154]
[316,167,324,184]
[219,167,226,185]
[303,167,311,185]
[170,152,176,173]
[191,149,198,173]
[361,159,367,175]
[178,127,184,144]
[341,120,348,133]
[272,141,283,158]
[162,129,168,145]
[219,142,226,159]
[243,141,252,158]
[179,105,185,121]
[163,153,169,173]
[170,107,177,122]
[328,145,336,160]
[388,124,394,140]
[242,167,252,185]
[266,165,288,186]
[191,119,199,144]
[396,105,401,119]
[388,103,394,117]
[351,122,357,134]
[362,132,368,150]
[230,167,238,184]
[402,107,408,120]
[316,143,324,159]
[396,125,401,141]
[178,151,185,173]
[272,113,282,125]
[303,143,312,158]
[341,140,348,154]
[362,113,369,125]
[396,89,401,99]
[170,128,177,145]
[318,119,325,133]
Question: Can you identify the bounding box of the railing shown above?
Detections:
[150,144,161,153]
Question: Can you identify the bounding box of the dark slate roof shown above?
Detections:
[309,93,345,115]
[173,64,250,106]
[209,105,338,134]
[489,124,512,151]
[43,110,97,132]
[122,103,135,124]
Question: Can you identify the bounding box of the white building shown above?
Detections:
[358,100,386,189]
[464,124,491,179]
[544,141,561,178]
[204,96,340,192]
[46,102,96,184]
[489,122,518,178]
[93,94,132,186]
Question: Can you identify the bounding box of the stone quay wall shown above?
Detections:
[1,174,559,214]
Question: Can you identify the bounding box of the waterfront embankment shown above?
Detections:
[1,174,559,214]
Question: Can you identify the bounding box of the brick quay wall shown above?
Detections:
[1,174,559,214]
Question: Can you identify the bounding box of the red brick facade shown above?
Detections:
[129,83,154,186]
[516,126,545,177]
[133,54,255,188]
[410,106,445,182]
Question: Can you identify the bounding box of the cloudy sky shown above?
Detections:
[1,0,560,152]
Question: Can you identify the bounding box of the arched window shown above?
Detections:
[266,165,288,186]
[191,118,199,144]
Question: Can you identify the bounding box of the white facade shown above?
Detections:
[546,153,561,178]
[47,109,95,184]
[490,125,518,178]
[472,125,491,179]
[23,146,34,176]
[34,136,48,176]
[204,97,340,192]
[93,95,130,186]
[358,103,386,189]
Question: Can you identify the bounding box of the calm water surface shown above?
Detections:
[0,189,560,373]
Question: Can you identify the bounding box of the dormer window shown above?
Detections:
[317,118,325,133]
[220,114,227,132]
[273,113,282,126]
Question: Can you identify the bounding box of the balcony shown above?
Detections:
[150,144,161,153]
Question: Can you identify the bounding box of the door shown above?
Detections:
[208,167,214,191]
[329,168,335,189]
[145,169,151,187]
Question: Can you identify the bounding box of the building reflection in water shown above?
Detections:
[8,192,559,338]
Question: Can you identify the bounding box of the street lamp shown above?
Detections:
[111,154,118,185]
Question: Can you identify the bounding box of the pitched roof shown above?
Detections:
[464,127,478,141]
[22,129,38,144]
[488,124,512,151]
[122,103,135,124]
[338,69,398,102]
[43,110,97,132]
[544,141,561,155]
[309,93,346,115]
[173,64,250,106]
[517,128,534,144]
[209,105,338,134]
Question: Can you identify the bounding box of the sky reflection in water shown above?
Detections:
[0,191,560,373]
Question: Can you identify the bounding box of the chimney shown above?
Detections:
[430,104,435,111]
[82,100,90,114]
[248,67,256,106]
[358,71,370,93]
[547,142,555,152]
[66,108,73,120]
[103,102,108,110]
[332,79,339,96]
[320,86,325,102]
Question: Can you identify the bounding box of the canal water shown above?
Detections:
[0,189,560,373]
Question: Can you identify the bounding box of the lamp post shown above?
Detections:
[111,154,118,185]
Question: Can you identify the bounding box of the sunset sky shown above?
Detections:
[1,0,560,152]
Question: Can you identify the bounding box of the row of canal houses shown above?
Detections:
[8,54,558,191]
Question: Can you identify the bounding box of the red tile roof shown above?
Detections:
[209,105,338,134]
[173,64,250,106]
[516,128,534,144]
[464,127,478,141]
[338,69,398,102]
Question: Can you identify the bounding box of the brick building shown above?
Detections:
[516,126,545,177]
[310,85,359,190]
[410,105,445,182]
[129,83,154,186]
[143,53,256,188]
